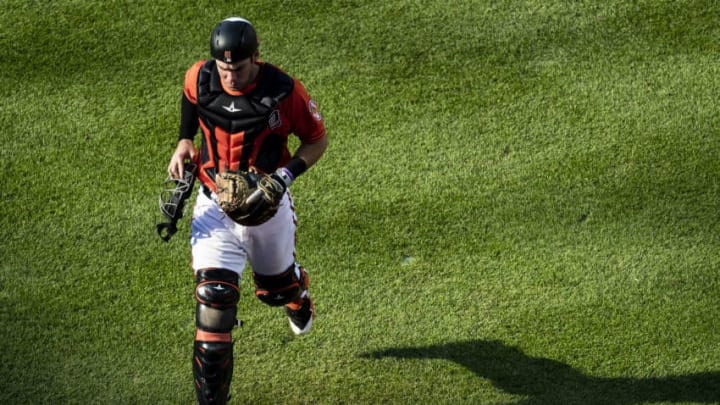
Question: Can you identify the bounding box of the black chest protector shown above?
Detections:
[196,60,294,174]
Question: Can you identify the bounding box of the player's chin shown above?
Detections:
[222,81,240,91]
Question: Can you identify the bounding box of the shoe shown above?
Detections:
[285,296,315,335]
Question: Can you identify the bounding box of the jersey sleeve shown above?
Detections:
[178,61,205,141]
[284,80,326,143]
[183,61,205,104]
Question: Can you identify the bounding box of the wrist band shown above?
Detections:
[275,167,295,187]
[285,157,308,178]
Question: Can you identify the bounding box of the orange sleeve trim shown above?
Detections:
[183,60,206,103]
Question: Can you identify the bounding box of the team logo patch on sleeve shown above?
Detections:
[268,110,281,129]
[308,99,322,121]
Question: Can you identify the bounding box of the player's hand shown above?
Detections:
[168,139,196,179]
[258,171,289,203]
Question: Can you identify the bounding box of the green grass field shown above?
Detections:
[1,1,719,404]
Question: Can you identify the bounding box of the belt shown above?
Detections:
[201,185,213,200]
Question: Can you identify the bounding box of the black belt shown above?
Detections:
[201,185,213,199]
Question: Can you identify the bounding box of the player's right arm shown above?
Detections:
[167,61,204,179]
[168,138,196,179]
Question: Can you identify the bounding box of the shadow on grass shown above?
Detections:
[362,340,720,405]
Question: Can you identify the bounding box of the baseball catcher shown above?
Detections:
[164,17,328,405]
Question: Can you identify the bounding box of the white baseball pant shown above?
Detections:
[190,186,296,277]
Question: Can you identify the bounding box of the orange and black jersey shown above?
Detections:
[179,60,326,191]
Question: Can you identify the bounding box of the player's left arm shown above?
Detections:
[247,79,327,213]
[293,133,328,171]
[271,81,327,188]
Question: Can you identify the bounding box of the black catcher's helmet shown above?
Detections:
[210,17,258,63]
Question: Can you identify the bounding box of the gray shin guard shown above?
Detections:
[193,269,240,405]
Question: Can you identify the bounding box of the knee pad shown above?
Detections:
[193,268,239,405]
[253,263,308,307]
[195,268,240,333]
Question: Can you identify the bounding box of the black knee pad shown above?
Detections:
[195,268,240,333]
[253,263,308,307]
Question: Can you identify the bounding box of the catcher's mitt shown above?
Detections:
[215,170,285,226]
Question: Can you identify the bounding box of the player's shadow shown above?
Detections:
[362,340,720,405]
